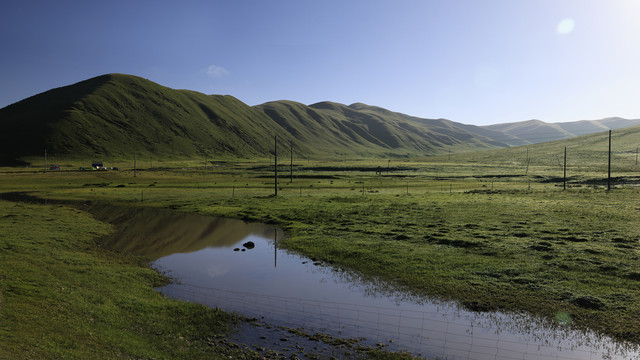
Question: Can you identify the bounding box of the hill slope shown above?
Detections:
[256,100,518,157]
[4,73,638,165]
[484,118,640,144]
[0,74,292,164]
[0,74,511,164]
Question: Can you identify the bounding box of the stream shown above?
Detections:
[88,203,640,359]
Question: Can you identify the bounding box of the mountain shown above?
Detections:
[0,74,511,165]
[484,118,640,144]
[2,73,638,166]
[256,100,520,157]
[0,74,301,165]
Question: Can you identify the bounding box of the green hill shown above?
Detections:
[0,74,294,165]
[0,74,512,165]
[5,73,638,166]
[453,123,640,174]
[484,117,640,144]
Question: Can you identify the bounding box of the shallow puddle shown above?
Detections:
[97,204,639,360]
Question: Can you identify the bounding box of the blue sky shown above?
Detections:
[1,0,639,125]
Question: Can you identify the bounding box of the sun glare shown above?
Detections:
[556,18,575,35]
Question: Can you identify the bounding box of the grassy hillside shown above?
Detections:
[448,124,640,178]
[0,74,295,164]
[345,103,525,148]
[4,73,638,166]
[257,100,513,157]
[485,117,640,144]
[0,74,511,165]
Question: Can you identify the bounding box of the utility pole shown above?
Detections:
[607,130,612,191]
[636,145,638,166]
[290,140,293,184]
[44,149,47,172]
[274,135,278,196]
[134,149,137,178]
[563,147,567,191]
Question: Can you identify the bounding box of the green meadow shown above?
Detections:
[1,136,639,358]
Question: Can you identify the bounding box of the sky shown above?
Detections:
[2,0,640,126]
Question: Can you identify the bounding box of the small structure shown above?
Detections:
[91,161,106,170]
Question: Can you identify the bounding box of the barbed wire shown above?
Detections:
[159,282,638,360]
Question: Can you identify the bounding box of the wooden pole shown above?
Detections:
[563,147,567,191]
[607,130,612,191]
[134,149,137,178]
[290,140,293,184]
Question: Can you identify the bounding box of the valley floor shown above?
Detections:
[1,158,639,358]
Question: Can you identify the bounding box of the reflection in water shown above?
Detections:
[94,205,639,360]
[89,204,279,260]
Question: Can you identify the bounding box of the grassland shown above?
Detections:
[0,73,522,166]
[0,197,260,359]
[1,144,639,357]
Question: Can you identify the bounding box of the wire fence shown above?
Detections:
[158,282,638,360]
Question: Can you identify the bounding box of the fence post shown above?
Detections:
[607,130,611,191]
[563,147,567,191]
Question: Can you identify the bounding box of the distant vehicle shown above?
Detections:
[79,166,86,170]
[109,167,119,170]
[92,161,105,170]
[49,164,60,171]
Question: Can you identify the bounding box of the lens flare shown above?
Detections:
[557,18,576,34]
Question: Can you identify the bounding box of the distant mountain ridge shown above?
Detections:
[1,73,638,165]
[483,118,640,144]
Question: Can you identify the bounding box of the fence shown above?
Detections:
[159,282,638,360]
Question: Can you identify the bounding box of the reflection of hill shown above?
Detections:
[87,204,278,260]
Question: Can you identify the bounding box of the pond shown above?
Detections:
[94,204,638,360]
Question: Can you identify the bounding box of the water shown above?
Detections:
[96,204,639,360]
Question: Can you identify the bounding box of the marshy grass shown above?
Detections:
[1,156,639,357]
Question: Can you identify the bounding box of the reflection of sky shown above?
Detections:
[155,235,377,304]
[154,235,639,360]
